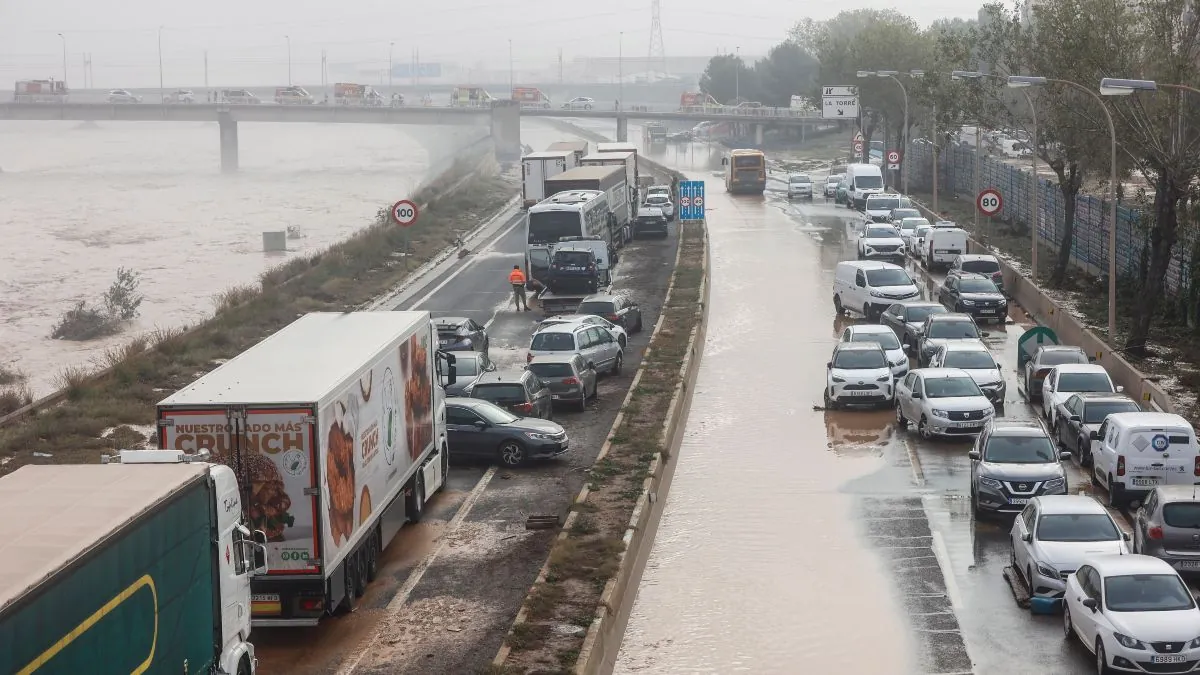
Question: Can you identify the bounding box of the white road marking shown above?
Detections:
[407,216,525,310]
[336,465,499,675]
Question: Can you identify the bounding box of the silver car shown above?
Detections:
[927,340,1005,404]
[787,173,813,199]
[969,423,1069,516]
[527,323,623,375]
[895,367,995,439]
[1133,486,1200,574]
[526,353,598,412]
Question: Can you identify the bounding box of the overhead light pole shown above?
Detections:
[857,69,922,193]
[158,26,165,103]
[508,39,514,94]
[735,46,741,102]
[618,32,623,111]
[56,33,67,89]
[284,35,292,85]
[389,42,394,91]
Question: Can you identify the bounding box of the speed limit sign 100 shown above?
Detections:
[391,199,419,227]
[976,189,1003,216]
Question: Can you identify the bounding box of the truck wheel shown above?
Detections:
[406,472,426,523]
[439,444,450,491]
[340,559,360,612]
[364,529,380,582]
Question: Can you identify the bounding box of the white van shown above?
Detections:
[923,227,969,271]
[845,163,885,211]
[1093,412,1200,506]
[833,260,920,320]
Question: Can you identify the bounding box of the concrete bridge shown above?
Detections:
[0,101,827,171]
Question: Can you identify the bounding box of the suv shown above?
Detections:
[857,224,906,262]
[950,254,1005,294]
[970,424,1070,516]
[895,368,995,439]
[824,342,894,409]
[106,89,141,104]
[916,313,987,367]
[634,207,670,238]
[548,246,601,293]
[275,86,314,104]
[536,313,628,348]
[527,323,623,375]
[937,271,1007,324]
[464,371,553,420]
[880,301,948,351]
[219,89,260,104]
[527,354,598,411]
[787,174,813,199]
[577,293,643,333]
[864,194,911,223]
[839,324,907,380]
[1132,486,1200,567]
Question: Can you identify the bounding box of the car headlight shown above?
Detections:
[1188,635,1200,649]
[525,432,558,440]
[982,407,995,417]
[1036,563,1059,579]
[1113,632,1147,650]
[877,374,891,382]
[978,476,1003,489]
[870,290,887,297]
[831,376,846,383]
[891,359,906,367]
[932,408,949,417]
[1043,477,1066,491]
[962,299,976,306]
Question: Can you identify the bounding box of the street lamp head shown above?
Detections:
[1099,77,1157,96]
[875,70,899,77]
[951,70,983,80]
[1007,75,1046,88]
[856,70,874,78]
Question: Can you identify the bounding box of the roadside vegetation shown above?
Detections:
[0,366,32,418]
[499,220,706,672]
[0,168,517,471]
[50,267,145,341]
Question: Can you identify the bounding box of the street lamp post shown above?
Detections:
[158,26,165,104]
[735,47,741,103]
[389,42,394,91]
[508,39,514,95]
[857,69,921,193]
[56,33,67,89]
[284,35,292,85]
[1009,75,1118,340]
[618,32,623,112]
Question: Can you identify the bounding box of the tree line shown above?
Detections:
[699,0,1200,355]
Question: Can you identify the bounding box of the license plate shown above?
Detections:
[251,594,279,602]
[564,266,584,271]
[1008,498,1030,505]
[842,390,876,396]
[1176,560,1200,569]
[950,421,982,428]
[1132,477,1162,487]
[978,309,996,314]
[251,593,281,616]
[551,394,561,399]
[935,249,960,254]
[1153,655,1187,664]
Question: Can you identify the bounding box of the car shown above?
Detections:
[889,207,922,225]
[971,425,1071,516]
[1133,487,1200,573]
[535,313,628,349]
[910,223,934,258]
[824,342,894,409]
[897,217,930,250]
[1023,345,1091,402]
[437,350,496,396]
[548,246,601,293]
[165,89,195,104]
[832,260,920,321]
[949,254,1005,294]
[1013,497,1129,600]
[643,193,675,220]
[787,173,814,199]
[937,271,1008,324]
[927,340,1006,404]
[864,193,911,223]
[857,224,906,262]
[1041,364,1120,427]
[527,353,598,412]
[1053,392,1142,465]
[880,301,948,350]
[527,322,623,374]
[825,174,844,198]
[562,96,595,110]
[274,86,313,104]
[839,323,908,380]
[1062,554,1200,673]
[577,293,643,333]
[106,89,141,104]
[835,176,851,205]
[464,371,553,420]
[646,185,671,198]
[444,397,568,467]
[895,367,994,439]
[434,316,488,353]
[219,89,261,104]
[915,313,987,368]
[633,207,670,238]
[1092,412,1200,507]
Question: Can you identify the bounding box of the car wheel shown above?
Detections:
[618,334,627,348]
[1096,639,1111,675]
[823,388,839,410]
[918,416,933,440]
[584,104,593,110]
[1107,477,1121,507]
[498,440,526,467]
[833,294,844,314]
[1079,438,1093,466]
[579,391,588,412]
[971,489,982,518]
[1063,602,1073,641]
[612,352,623,375]
[895,402,908,428]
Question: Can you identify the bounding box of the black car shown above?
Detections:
[937,272,1007,324]
[438,351,495,396]
[445,397,568,467]
[548,247,600,293]
[578,293,643,333]
[1052,392,1141,465]
[435,316,488,352]
[633,208,670,238]
[880,301,949,350]
[916,312,987,367]
[465,371,554,420]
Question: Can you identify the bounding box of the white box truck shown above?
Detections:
[156,311,456,627]
[592,144,642,206]
[0,452,267,675]
[522,150,575,209]
[546,140,588,165]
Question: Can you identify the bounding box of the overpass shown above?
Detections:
[0,101,828,171]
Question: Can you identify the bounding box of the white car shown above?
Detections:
[1041,364,1120,427]
[858,224,906,262]
[825,174,844,198]
[787,174,814,199]
[895,368,994,439]
[643,193,675,220]
[527,323,623,374]
[1011,496,1129,599]
[927,340,1006,404]
[534,313,628,349]
[562,97,595,110]
[839,324,908,380]
[166,89,195,104]
[824,342,894,409]
[1063,554,1200,673]
[106,89,141,104]
[646,185,671,198]
[898,217,930,249]
[910,224,934,258]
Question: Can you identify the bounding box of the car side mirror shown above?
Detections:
[968,450,981,460]
[1123,532,1132,542]
[721,157,729,166]
[826,361,833,369]
[1082,598,1098,611]
[1116,385,1125,393]
[903,344,913,355]
[856,280,865,288]
[981,331,991,337]
[1069,415,1081,423]
[1087,355,1097,363]
[911,392,922,400]
[1021,533,1033,543]
[1058,451,1072,460]
[250,542,268,576]
[473,420,488,430]
[997,363,1003,370]
[1090,430,1100,440]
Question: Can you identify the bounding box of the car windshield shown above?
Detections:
[902,218,930,230]
[1037,514,1120,542]
[554,251,592,266]
[451,356,481,377]
[892,209,921,220]
[927,320,979,339]
[906,305,946,323]
[866,268,913,287]
[984,434,1056,463]
[962,259,1001,274]
[924,376,983,398]
[473,401,520,424]
[1083,401,1140,424]
[915,226,932,238]
[646,196,669,204]
[1057,372,1114,393]
[529,363,573,378]
[790,175,811,183]
[1104,574,1196,612]
[530,332,576,351]
[437,327,467,339]
[943,351,996,369]
[959,279,1000,293]
[865,227,900,239]
[472,383,526,402]
[1164,503,1200,528]
[1040,350,1088,367]
[577,301,616,314]
[833,350,887,369]
[866,197,900,211]
[851,331,900,350]
[856,175,884,189]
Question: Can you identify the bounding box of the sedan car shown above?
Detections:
[437,350,496,396]
[916,313,987,368]
[643,193,675,220]
[1041,364,1120,427]
[971,424,1070,516]
[927,340,1006,404]
[937,272,1007,323]
[562,96,595,110]
[464,371,553,420]
[895,367,995,439]
[577,293,643,333]
[1013,496,1130,600]
[536,313,629,349]
[1133,486,1200,573]
[527,354,597,411]
[1023,344,1091,402]
[1053,392,1142,465]
[166,89,195,104]
[445,397,568,467]
[435,316,488,352]
[880,301,948,351]
[824,342,894,409]
[889,207,922,224]
[106,89,141,104]
[839,323,908,379]
[825,174,844,198]
[787,173,814,199]
[1063,555,1200,674]
[857,224,906,262]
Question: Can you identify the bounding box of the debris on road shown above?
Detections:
[526,515,561,530]
[1002,566,1032,609]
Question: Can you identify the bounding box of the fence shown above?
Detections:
[904,141,1195,293]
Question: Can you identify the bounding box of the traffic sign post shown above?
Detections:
[887,150,901,172]
[976,188,1003,217]
[822,84,859,120]
[679,180,705,221]
[391,199,419,227]
[852,131,865,160]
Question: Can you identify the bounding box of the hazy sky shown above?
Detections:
[1,0,981,87]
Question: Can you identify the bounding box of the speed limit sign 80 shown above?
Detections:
[391,199,419,227]
[976,189,1003,216]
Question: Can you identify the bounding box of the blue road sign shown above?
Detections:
[679,180,705,220]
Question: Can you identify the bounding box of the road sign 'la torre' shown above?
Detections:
[822,85,859,120]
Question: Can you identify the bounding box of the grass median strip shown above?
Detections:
[497,220,706,673]
[0,170,517,472]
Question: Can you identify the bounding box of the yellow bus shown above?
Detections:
[723,149,767,195]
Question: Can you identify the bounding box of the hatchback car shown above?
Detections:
[857,224,906,262]
[937,272,1007,323]
[643,193,675,220]
[437,350,496,396]
[527,354,598,411]
[464,371,553,420]
[166,89,195,104]
[1133,486,1200,573]
[889,207,922,224]
[536,314,629,349]
[825,174,844,198]
[562,97,595,110]
[839,324,908,379]
[1041,364,1120,427]
[633,208,670,238]
[577,293,643,333]
[950,254,1005,294]
[880,301,948,351]
[1013,496,1129,599]
[445,397,568,467]
[1022,345,1091,401]
[435,316,488,352]
[107,89,141,103]
[927,340,1005,404]
[916,313,987,368]
[970,425,1070,516]
[787,174,814,199]
[895,368,994,439]
[527,323,623,374]
[824,342,894,409]
[1053,392,1141,465]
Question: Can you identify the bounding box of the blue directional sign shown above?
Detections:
[679,180,706,221]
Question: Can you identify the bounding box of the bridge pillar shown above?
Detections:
[755,124,764,147]
[218,113,239,173]
[616,115,629,142]
[490,101,522,162]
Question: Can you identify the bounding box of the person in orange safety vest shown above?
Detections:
[509,265,530,311]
